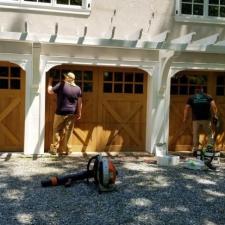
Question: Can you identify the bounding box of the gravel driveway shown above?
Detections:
[0,153,225,225]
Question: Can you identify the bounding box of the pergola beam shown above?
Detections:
[1,28,225,54]
[186,33,219,51]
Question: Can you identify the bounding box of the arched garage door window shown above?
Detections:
[0,66,21,90]
[170,73,207,95]
[49,68,93,93]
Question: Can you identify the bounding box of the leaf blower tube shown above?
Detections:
[41,170,94,187]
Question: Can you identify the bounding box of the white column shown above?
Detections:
[146,64,166,154]
[144,66,157,154]
[24,42,43,155]
[23,60,33,155]
[146,51,174,154]
[38,57,48,155]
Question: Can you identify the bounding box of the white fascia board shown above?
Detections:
[43,55,158,69]
[0,52,31,62]
[138,41,165,50]
[82,37,139,48]
[171,62,225,71]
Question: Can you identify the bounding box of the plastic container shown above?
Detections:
[156,155,180,166]
[183,159,206,170]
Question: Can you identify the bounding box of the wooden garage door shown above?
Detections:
[0,62,25,151]
[214,73,225,151]
[45,65,147,152]
[169,71,225,151]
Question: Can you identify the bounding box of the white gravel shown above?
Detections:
[0,153,225,225]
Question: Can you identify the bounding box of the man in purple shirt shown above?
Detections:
[48,72,82,156]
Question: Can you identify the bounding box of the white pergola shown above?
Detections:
[1,25,225,155]
[1,23,225,53]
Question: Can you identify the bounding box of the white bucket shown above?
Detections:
[157,155,180,166]
[155,143,167,157]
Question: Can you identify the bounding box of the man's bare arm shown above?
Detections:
[211,100,218,118]
[75,97,82,120]
[183,104,191,123]
[47,77,54,95]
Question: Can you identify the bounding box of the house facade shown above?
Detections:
[0,0,225,155]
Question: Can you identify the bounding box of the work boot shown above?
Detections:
[192,149,198,157]
[49,150,57,155]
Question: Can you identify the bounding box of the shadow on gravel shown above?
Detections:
[0,156,225,225]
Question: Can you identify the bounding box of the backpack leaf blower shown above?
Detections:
[41,154,118,193]
[196,115,220,171]
[196,143,220,171]
[87,154,117,193]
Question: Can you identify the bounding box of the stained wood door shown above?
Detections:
[213,73,225,151]
[96,67,147,152]
[169,71,225,151]
[214,96,225,151]
[169,96,193,151]
[0,62,25,151]
[45,65,147,152]
[45,65,98,152]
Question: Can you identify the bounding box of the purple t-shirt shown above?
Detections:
[52,82,82,115]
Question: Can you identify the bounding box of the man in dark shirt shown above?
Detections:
[48,72,82,156]
[183,86,218,155]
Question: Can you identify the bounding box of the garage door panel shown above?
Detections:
[169,71,225,151]
[94,67,147,152]
[100,99,145,147]
[169,100,192,150]
[70,96,97,151]
[45,66,147,152]
[0,63,25,151]
[80,97,97,123]
[0,123,20,145]
[101,100,144,122]
[214,100,225,150]
[99,127,142,151]
[99,123,143,145]
[70,124,97,151]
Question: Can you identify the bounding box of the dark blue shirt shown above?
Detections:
[187,93,213,121]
